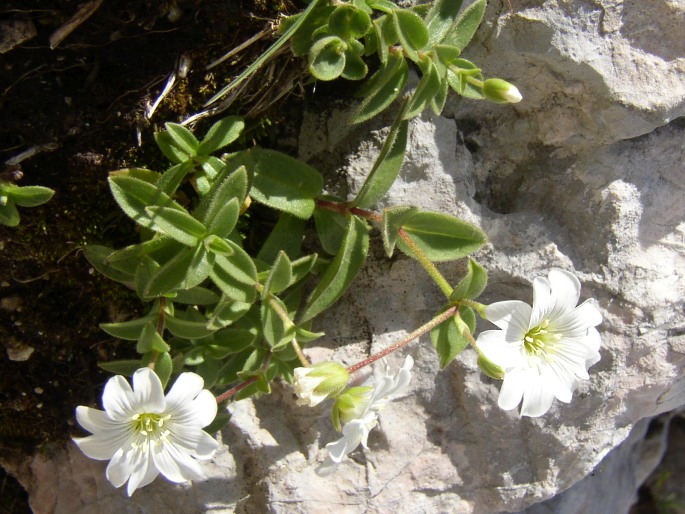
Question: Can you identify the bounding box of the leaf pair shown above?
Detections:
[0,181,54,227]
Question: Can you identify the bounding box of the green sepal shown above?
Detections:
[382,205,419,257]
[352,100,409,208]
[198,116,245,154]
[477,351,505,380]
[397,211,487,262]
[300,215,369,322]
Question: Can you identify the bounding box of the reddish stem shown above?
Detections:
[215,376,259,404]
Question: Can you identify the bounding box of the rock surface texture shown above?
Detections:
[5,0,685,512]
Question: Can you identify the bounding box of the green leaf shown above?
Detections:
[5,185,55,207]
[449,258,488,300]
[313,200,349,255]
[392,9,429,62]
[198,116,245,154]
[430,309,469,369]
[309,36,347,81]
[289,254,318,287]
[209,241,258,303]
[205,197,240,238]
[397,211,487,262]
[145,205,207,246]
[153,352,173,388]
[97,359,143,376]
[351,51,408,124]
[204,235,234,257]
[173,286,220,305]
[101,314,156,340]
[143,248,193,297]
[108,174,185,230]
[443,0,487,52]
[165,122,199,157]
[352,101,409,208]
[157,161,195,196]
[300,215,369,322]
[261,296,296,349]
[215,348,253,386]
[341,47,368,80]
[210,327,258,356]
[165,314,215,339]
[0,200,20,227]
[329,5,372,39]
[155,131,190,164]
[446,58,485,99]
[382,205,419,257]
[207,298,252,330]
[430,75,450,115]
[403,57,441,119]
[263,251,293,298]
[137,322,170,353]
[367,0,396,14]
[257,213,305,263]
[83,244,137,285]
[295,326,325,343]
[195,165,248,225]
[424,0,465,45]
[286,3,336,56]
[248,148,323,219]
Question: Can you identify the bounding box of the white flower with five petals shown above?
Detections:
[477,269,602,417]
[73,368,219,496]
[317,355,413,475]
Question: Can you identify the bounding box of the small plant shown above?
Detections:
[71,0,603,496]
[0,180,54,227]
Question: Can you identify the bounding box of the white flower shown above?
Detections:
[73,368,219,496]
[293,361,349,407]
[317,355,413,475]
[477,269,602,417]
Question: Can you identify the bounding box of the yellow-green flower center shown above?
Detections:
[523,319,562,358]
[131,412,171,438]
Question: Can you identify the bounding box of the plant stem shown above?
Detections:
[346,305,458,374]
[291,338,310,367]
[215,376,259,404]
[398,228,453,299]
[148,297,167,370]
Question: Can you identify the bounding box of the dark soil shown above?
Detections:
[0,0,308,509]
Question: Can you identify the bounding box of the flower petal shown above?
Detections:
[326,422,367,463]
[485,301,531,340]
[132,368,166,413]
[106,448,134,488]
[73,432,132,461]
[520,371,556,417]
[477,330,526,369]
[152,442,203,483]
[554,298,603,335]
[102,375,136,422]
[498,368,526,411]
[168,389,218,429]
[547,269,581,319]
[125,445,156,496]
[168,425,219,458]
[75,406,119,434]
[165,372,205,410]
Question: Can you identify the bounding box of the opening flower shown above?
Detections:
[293,361,350,407]
[317,355,413,475]
[477,268,602,417]
[73,368,219,496]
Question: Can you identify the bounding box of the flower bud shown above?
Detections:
[293,362,350,407]
[482,78,522,104]
[477,351,506,380]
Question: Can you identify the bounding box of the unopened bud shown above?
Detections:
[477,351,506,380]
[483,78,522,104]
[293,362,350,407]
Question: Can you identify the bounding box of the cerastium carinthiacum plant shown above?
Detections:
[74,0,603,495]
